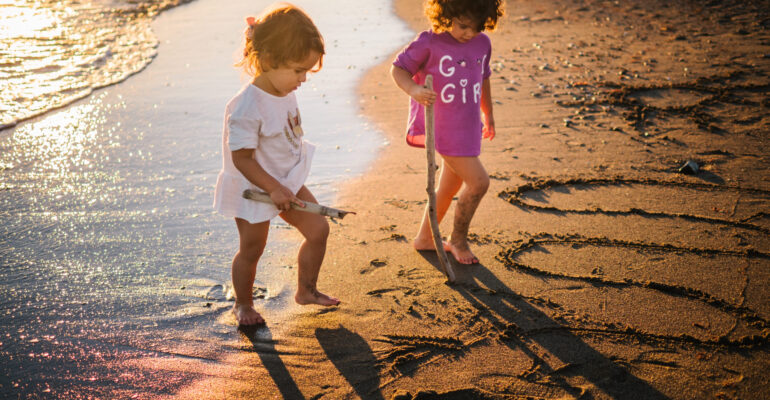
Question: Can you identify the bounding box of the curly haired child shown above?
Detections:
[391,0,504,265]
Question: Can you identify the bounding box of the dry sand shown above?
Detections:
[172,0,770,398]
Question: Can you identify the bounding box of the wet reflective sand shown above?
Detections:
[0,0,409,396]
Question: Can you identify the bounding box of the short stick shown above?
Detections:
[242,189,355,219]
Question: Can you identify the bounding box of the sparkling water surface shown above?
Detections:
[0,0,196,130]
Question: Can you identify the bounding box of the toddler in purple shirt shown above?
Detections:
[393,27,492,157]
[391,0,504,265]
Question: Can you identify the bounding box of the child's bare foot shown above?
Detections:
[415,236,457,255]
[414,235,455,252]
[295,289,340,306]
[413,235,437,251]
[233,303,265,326]
[447,240,479,265]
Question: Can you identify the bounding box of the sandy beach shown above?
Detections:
[167,0,770,399]
[2,0,768,398]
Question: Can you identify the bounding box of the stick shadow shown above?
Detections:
[239,325,306,400]
[316,325,385,400]
[418,252,670,399]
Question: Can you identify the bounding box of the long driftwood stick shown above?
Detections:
[424,75,456,283]
[242,189,355,219]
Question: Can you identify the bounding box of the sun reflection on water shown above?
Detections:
[0,0,164,129]
[0,2,60,41]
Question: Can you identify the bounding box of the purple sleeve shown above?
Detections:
[393,31,432,75]
[482,34,492,80]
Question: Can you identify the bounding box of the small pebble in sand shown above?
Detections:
[678,160,699,175]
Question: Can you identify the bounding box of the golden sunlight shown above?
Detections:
[0,1,60,41]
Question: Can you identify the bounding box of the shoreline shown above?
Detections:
[0,0,412,398]
[0,0,200,133]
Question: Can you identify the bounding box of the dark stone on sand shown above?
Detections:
[392,390,412,400]
[678,160,699,175]
[370,258,388,267]
[413,390,439,400]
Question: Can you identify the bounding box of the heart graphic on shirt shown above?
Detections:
[460,79,468,87]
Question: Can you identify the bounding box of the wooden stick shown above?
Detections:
[242,189,355,219]
[424,75,456,283]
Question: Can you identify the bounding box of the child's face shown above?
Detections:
[448,16,480,43]
[259,50,321,97]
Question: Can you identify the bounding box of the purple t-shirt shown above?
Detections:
[393,30,492,157]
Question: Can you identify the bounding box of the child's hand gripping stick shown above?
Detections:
[243,189,356,219]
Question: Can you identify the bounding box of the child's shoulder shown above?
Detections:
[226,85,296,116]
[475,32,492,48]
[226,85,263,118]
[413,29,439,43]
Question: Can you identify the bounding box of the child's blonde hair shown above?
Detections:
[238,3,324,76]
[425,0,504,33]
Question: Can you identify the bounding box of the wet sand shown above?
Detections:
[170,0,770,399]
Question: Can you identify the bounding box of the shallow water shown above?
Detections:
[0,0,196,130]
[0,0,411,396]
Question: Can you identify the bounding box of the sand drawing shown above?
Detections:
[500,177,770,235]
[498,233,769,332]
[557,70,769,133]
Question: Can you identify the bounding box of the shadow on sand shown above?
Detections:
[316,325,386,400]
[239,325,306,400]
[419,252,670,399]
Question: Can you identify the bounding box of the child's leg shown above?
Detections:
[441,155,490,264]
[413,159,464,250]
[279,186,340,306]
[232,217,270,326]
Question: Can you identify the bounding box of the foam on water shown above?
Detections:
[0,0,194,130]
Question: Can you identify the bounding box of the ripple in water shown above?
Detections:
[0,0,194,130]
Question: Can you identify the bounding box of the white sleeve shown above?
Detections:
[227,107,262,151]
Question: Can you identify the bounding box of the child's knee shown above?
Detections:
[305,218,329,244]
[238,246,264,264]
[468,175,489,196]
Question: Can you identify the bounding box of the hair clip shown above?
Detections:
[246,16,256,26]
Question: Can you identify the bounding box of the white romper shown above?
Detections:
[213,84,315,223]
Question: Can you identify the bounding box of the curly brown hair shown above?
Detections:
[425,0,504,33]
[237,3,324,76]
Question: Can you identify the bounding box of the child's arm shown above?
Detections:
[480,77,496,140]
[232,149,304,211]
[391,65,436,106]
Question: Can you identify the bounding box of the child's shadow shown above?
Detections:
[418,252,669,399]
[316,326,385,400]
[239,325,306,400]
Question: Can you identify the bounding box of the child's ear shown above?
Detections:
[257,52,273,72]
[263,53,281,71]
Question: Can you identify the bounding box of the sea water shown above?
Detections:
[0,0,412,397]
[0,0,197,130]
